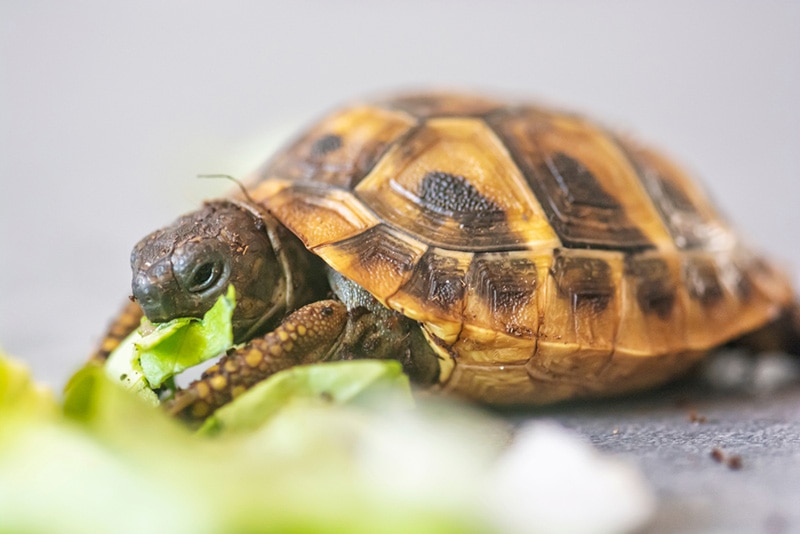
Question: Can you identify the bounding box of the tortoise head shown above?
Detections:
[130,200,287,343]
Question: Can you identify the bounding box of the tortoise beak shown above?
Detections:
[131,258,183,323]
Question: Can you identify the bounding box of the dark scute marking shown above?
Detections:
[551,253,614,312]
[616,142,698,215]
[749,257,774,277]
[625,256,676,319]
[382,93,500,118]
[483,107,654,251]
[737,271,753,302]
[309,134,343,157]
[728,262,754,302]
[469,255,537,337]
[264,122,412,190]
[389,95,446,117]
[522,150,652,251]
[334,225,418,278]
[658,176,696,214]
[544,152,652,250]
[546,153,621,210]
[617,140,711,250]
[470,255,537,313]
[654,174,712,249]
[418,171,504,218]
[683,257,724,306]
[739,256,775,301]
[402,251,466,311]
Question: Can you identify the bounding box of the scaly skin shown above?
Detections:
[166,300,348,421]
[89,300,144,364]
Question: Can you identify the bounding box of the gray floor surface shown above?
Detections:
[523,354,800,534]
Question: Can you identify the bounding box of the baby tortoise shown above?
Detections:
[93,91,800,421]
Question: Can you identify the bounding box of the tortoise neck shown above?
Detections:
[232,199,330,341]
[269,217,331,313]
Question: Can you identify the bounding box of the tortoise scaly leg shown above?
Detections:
[88,300,144,364]
[166,300,348,421]
[736,302,800,356]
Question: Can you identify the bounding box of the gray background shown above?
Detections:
[1,2,799,532]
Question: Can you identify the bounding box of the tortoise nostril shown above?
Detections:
[132,274,152,301]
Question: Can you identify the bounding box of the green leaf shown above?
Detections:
[2,355,497,534]
[92,285,235,404]
[138,284,236,387]
[0,350,57,421]
[199,360,413,436]
[63,364,196,457]
[102,330,160,405]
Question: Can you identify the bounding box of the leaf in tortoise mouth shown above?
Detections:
[104,285,236,401]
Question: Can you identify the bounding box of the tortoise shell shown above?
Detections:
[244,91,794,404]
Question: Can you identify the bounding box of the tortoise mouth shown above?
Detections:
[131,256,179,322]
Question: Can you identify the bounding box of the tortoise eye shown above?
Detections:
[172,238,230,296]
[189,261,221,293]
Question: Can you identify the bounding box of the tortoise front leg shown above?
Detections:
[166,300,348,421]
[89,300,144,364]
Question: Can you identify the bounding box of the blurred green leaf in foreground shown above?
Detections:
[0,347,655,534]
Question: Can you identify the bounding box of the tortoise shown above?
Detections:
[93,91,800,420]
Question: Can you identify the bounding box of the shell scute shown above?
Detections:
[616,251,687,357]
[487,108,673,251]
[451,250,543,367]
[537,249,622,359]
[464,251,539,339]
[257,183,379,248]
[624,254,678,320]
[388,248,472,343]
[682,254,725,307]
[619,139,735,251]
[260,105,416,189]
[354,117,560,251]
[315,224,426,302]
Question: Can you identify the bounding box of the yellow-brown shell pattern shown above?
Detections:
[246,91,794,404]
